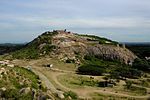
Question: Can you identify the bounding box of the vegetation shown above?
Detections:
[14,66,39,89]
[64,91,78,99]
[57,74,99,88]
[126,43,150,58]
[124,85,147,96]
[0,65,46,99]
[0,43,24,55]
[78,55,142,79]
[78,64,105,76]
[11,31,58,59]
[0,89,33,100]
[12,46,39,59]
[90,92,136,100]
[132,58,150,72]
[66,59,75,63]
[78,34,118,45]
[125,80,133,89]
[110,66,142,79]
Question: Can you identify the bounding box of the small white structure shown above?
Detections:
[50,64,53,68]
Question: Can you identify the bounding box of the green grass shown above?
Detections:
[0,65,43,99]
[64,91,78,99]
[57,73,99,88]
[11,31,58,59]
[77,34,118,45]
[124,85,147,96]
[90,92,140,100]
[14,66,39,89]
[0,88,33,100]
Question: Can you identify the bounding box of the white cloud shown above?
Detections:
[0,14,150,30]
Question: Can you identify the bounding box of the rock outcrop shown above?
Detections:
[13,30,137,64]
[49,30,136,64]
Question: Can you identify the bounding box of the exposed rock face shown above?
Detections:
[86,45,136,64]
[23,30,137,64]
[49,30,137,64]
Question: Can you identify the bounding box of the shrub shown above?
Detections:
[77,64,105,76]
[132,58,150,72]
[41,44,56,54]
[1,89,19,99]
[125,85,147,95]
[125,80,133,89]
[66,59,75,63]
[64,91,78,99]
[98,81,108,87]
[110,66,142,79]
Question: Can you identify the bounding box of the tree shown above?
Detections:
[132,58,150,72]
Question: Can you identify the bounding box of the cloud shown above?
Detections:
[0,0,150,42]
[0,14,150,29]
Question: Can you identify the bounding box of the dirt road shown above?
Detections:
[12,59,150,99]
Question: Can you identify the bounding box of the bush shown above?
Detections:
[132,58,150,72]
[1,89,32,100]
[110,66,142,79]
[77,64,105,76]
[1,89,19,99]
[12,46,39,59]
[64,91,78,99]
[98,81,108,87]
[66,59,75,63]
[41,44,56,54]
[124,85,147,95]
[125,80,132,89]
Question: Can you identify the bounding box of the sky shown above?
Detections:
[0,0,150,43]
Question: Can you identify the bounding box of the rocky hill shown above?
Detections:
[12,30,137,64]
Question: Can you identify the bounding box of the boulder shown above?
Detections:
[57,92,65,99]
[19,87,31,94]
[1,87,6,91]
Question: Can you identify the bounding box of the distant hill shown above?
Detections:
[10,30,136,64]
[0,43,25,55]
[125,42,150,58]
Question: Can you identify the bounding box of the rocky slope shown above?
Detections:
[12,30,137,64]
[0,64,50,99]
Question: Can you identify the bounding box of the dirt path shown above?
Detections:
[12,59,150,99]
[12,60,64,99]
[28,61,64,94]
[31,68,57,93]
[52,73,150,99]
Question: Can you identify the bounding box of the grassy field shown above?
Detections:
[89,92,145,100]
[11,58,150,99]
[57,73,101,89]
[57,73,149,96]
[33,58,76,71]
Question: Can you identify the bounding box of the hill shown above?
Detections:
[125,43,150,59]
[0,43,24,55]
[11,30,136,64]
[1,30,150,99]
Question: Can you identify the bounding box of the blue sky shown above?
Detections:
[0,0,150,43]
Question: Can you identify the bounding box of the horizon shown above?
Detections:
[0,0,150,43]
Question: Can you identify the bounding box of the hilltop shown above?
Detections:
[0,30,150,99]
[11,30,136,64]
